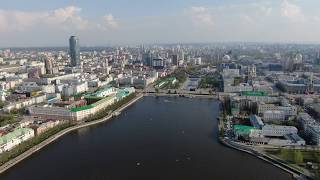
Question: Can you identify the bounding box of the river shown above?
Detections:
[1,96,291,180]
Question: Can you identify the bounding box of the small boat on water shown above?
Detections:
[112,111,121,117]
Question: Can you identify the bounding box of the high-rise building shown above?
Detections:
[152,57,164,69]
[44,57,53,74]
[248,64,256,79]
[69,36,81,67]
[172,54,179,65]
[142,50,153,66]
[103,58,110,75]
[181,51,185,61]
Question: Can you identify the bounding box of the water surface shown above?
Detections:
[1,96,291,180]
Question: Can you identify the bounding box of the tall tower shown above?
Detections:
[308,73,314,94]
[142,50,153,66]
[247,64,256,83]
[69,36,80,67]
[103,58,109,75]
[45,57,53,74]
[181,50,185,61]
[172,54,179,65]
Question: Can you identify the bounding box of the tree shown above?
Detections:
[0,101,4,108]
[293,150,304,164]
[280,148,291,161]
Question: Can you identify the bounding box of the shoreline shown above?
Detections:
[218,136,312,179]
[0,94,307,179]
[0,94,143,174]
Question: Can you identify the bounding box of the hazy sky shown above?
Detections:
[1,0,320,47]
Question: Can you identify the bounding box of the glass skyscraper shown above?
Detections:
[69,36,80,67]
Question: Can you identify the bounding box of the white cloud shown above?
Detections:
[280,0,305,22]
[189,6,214,27]
[47,6,90,31]
[0,6,118,32]
[103,14,119,29]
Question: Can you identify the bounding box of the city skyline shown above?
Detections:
[1,0,320,47]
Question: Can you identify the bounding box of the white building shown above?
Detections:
[42,85,56,94]
[223,83,253,93]
[263,110,286,122]
[258,103,297,117]
[262,125,298,137]
[17,82,41,92]
[62,82,88,97]
[0,128,35,153]
[4,94,46,112]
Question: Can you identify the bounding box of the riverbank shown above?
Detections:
[0,94,299,179]
[218,137,312,179]
[0,93,143,174]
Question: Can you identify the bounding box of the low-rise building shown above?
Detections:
[0,128,35,153]
[263,110,286,122]
[4,94,46,112]
[262,125,298,137]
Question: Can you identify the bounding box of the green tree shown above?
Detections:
[280,149,292,161]
[293,150,304,164]
[0,101,4,108]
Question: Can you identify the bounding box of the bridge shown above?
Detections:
[138,90,219,99]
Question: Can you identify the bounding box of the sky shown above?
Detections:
[1,0,320,47]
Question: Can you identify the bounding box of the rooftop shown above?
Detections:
[241,91,267,97]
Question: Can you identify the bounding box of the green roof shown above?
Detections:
[0,128,33,145]
[70,104,95,112]
[71,95,116,112]
[241,91,266,97]
[94,95,115,106]
[233,125,256,134]
[155,77,177,88]
[117,90,129,98]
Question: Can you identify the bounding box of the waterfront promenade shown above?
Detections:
[0,94,143,174]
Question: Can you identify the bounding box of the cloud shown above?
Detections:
[0,6,118,32]
[280,0,305,22]
[103,14,119,29]
[47,6,90,31]
[189,6,214,27]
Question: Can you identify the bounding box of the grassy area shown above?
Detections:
[0,107,26,126]
[154,68,188,89]
[0,101,4,109]
[185,66,201,76]
[198,76,219,88]
[267,149,320,179]
[39,74,55,78]
[172,68,187,83]
[0,122,74,166]
[0,114,18,127]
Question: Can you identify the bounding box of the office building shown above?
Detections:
[69,36,81,67]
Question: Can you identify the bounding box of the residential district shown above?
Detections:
[2,38,320,178]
